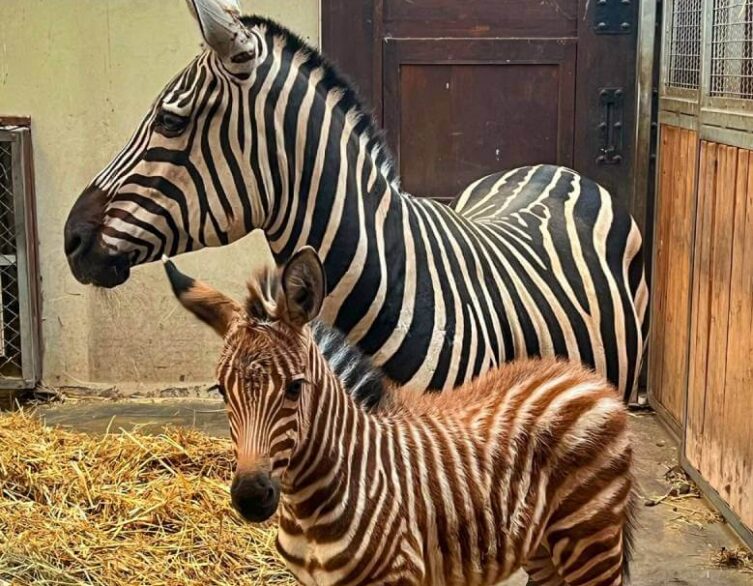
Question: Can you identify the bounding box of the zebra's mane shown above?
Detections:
[240,15,400,189]
[245,266,385,411]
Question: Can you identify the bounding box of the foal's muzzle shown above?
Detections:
[230,471,280,523]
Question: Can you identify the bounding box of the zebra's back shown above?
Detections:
[403,164,649,399]
[398,358,636,585]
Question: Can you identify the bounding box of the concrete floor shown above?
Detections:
[39,399,753,585]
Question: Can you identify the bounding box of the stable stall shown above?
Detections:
[650,0,753,549]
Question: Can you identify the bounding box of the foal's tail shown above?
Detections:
[622,487,639,584]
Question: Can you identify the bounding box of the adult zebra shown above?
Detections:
[64,0,649,400]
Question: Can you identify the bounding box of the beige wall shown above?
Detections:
[0,0,319,393]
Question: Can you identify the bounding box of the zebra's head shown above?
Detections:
[64,0,276,287]
[165,247,326,523]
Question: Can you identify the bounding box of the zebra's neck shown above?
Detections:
[240,19,498,390]
[311,320,385,409]
[243,22,409,296]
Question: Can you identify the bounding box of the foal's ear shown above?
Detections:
[185,0,262,75]
[278,247,326,328]
[163,257,241,337]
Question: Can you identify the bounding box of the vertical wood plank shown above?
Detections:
[649,126,674,406]
[686,140,716,465]
[664,129,695,419]
[716,148,753,530]
[648,125,698,426]
[700,145,736,483]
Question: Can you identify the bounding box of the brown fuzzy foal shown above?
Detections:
[167,247,635,586]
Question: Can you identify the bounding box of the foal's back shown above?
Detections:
[391,358,634,586]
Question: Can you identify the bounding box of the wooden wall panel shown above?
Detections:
[686,141,753,532]
[648,125,698,426]
[382,39,576,202]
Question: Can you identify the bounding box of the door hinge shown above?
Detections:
[597,88,624,165]
[593,0,633,35]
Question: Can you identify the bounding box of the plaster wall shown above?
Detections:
[0,0,319,392]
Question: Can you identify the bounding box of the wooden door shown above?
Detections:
[684,140,753,535]
[322,0,639,209]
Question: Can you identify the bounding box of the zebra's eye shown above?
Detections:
[155,109,188,136]
[285,379,303,401]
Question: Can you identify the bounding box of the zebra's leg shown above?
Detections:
[522,545,566,586]
[547,525,626,586]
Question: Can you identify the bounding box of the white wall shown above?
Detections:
[0,0,319,394]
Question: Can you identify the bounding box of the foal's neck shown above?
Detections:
[280,344,395,518]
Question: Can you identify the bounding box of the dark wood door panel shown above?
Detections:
[573,0,639,209]
[383,39,576,200]
[383,0,577,38]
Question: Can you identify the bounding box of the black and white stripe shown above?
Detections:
[67,5,648,399]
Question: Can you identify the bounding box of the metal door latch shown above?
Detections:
[597,88,624,165]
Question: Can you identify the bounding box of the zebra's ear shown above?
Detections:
[278,247,326,328]
[163,256,241,337]
[185,0,261,73]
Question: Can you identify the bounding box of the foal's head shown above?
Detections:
[165,247,326,522]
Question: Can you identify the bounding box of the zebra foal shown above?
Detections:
[165,248,636,586]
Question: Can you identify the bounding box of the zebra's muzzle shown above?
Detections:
[64,186,131,288]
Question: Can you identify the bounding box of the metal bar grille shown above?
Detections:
[0,141,22,380]
[711,0,753,98]
[667,0,703,90]
[0,126,41,390]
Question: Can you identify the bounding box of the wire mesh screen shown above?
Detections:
[0,141,22,379]
[667,0,703,90]
[711,0,753,98]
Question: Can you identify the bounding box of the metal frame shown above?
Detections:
[706,0,753,100]
[661,0,753,147]
[0,125,42,390]
[661,0,704,97]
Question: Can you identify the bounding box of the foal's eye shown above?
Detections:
[285,379,303,401]
[155,109,188,136]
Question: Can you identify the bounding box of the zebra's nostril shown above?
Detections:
[64,225,95,258]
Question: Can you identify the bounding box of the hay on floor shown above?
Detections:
[0,410,295,585]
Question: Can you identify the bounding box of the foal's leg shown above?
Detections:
[523,545,566,586]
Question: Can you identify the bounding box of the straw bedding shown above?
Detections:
[0,410,296,585]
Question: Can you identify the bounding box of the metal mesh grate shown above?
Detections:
[711,0,753,98]
[667,0,703,90]
[0,141,22,379]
